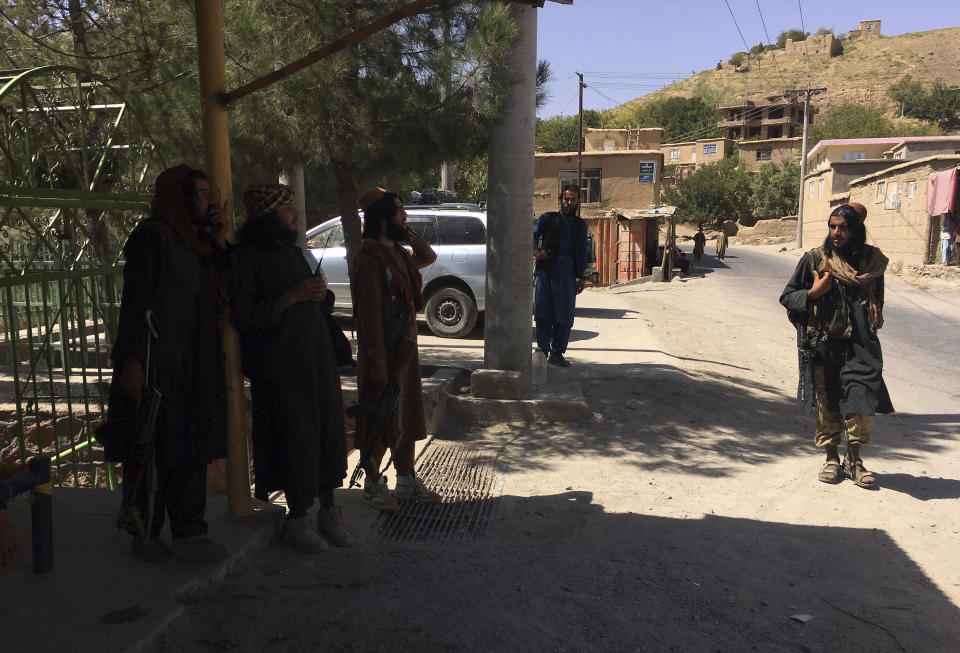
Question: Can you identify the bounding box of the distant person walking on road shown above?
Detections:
[231,183,352,553]
[352,188,441,511]
[692,227,706,265]
[780,203,893,489]
[534,184,589,367]
[715,230,728,262]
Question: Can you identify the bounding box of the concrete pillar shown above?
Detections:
[479,1,536,395]
[279,164,307,256]
[195,0,251,517]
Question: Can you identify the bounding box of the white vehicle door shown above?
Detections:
[306,221,352,309]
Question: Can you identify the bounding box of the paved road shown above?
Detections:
[146,246,960,653]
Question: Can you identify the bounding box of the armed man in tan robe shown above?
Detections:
[352,188,441,511]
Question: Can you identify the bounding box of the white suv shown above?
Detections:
[306,206,487,338]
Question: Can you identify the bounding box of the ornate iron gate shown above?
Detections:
[1,65,160,487]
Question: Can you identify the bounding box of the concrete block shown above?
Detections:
[445,379,591,424]
[470,369,524,400]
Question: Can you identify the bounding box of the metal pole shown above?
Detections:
[195,0,251,517]
[482,0,537,388]
[576,72,584,202]
[796,86,811,250]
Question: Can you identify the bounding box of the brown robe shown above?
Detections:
[352,232,437,451]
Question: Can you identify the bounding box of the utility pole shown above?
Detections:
[440,9,454,194]
[576,71,585,204]
[784,85,826,249]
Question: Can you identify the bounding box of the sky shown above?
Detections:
[536,0,960,118]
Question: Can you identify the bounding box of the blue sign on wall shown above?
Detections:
[638,162,656,183]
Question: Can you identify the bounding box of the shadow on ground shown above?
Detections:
[148,491,960,653]
[440,363,957,478]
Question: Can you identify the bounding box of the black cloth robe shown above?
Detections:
[230,220,347,503]
[101,219,228,467]
[780,248,893,415]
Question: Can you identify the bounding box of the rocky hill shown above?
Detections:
[612,26,960,117]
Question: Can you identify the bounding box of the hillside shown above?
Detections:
[612,26,960,118]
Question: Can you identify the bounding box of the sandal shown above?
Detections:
[818,460,843,484]
[844,454,877,489]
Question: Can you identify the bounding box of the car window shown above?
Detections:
[437,215,485,245]
[307,223,344,248]
[407,217,438,245]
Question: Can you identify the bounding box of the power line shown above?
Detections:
[755,0,790,89]
[723,0,775,89]
[797,0,814,84]
[588,85,620,108]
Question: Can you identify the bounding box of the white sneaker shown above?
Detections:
[317,505,354,547]
[362,476,400,512]
[394,473,442,504]
[282,515,328,553]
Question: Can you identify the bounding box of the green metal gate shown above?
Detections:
[1,65,159,487]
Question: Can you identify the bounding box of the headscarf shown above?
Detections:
[243,184,294,219]
[150,163,210,257]
[818,245,888,330]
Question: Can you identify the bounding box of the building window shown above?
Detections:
[757,149,772,162]
[767,125,783,139]
[885,182,898,209]
[818,179,824,198]
[809,181,815,199]
[767,107,784,119]
[559,169,602,203]
[907,181,916,198]
[669,149,680,161]
[876,181,885,199]
[691,147,696,162]
[702,144,717,155]
[843,151,867,160]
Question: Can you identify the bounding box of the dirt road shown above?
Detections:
[149,245,960,653]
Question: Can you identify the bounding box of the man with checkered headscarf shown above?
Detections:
[230,184,352,553]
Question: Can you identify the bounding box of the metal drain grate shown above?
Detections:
[377,441,502,541]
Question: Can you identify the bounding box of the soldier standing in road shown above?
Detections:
[534,184,589,367]
[780,203,893,488]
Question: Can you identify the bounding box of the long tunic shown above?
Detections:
[353,234,436,451]
[534,212,588,327]
[102,219,227,467]
[780,248,893,415]
[231,237,347,499]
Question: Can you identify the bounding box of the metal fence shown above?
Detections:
[1,263,124,488]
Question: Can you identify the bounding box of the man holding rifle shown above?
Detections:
[352,188,441,511]
[780,203,892,489]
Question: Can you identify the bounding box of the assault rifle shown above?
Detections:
[796,321,814,405]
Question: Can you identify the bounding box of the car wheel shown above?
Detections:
[425,286,478,338]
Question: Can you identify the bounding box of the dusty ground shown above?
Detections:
[140,244,959,652]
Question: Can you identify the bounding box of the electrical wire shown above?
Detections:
[723,0,775,89]
[755,0,790,90]
[588,85,620,108]
[797,0,814,84]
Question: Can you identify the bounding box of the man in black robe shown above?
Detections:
[101,164,230,563]
[780,203,892,489]
[231,184,351,553]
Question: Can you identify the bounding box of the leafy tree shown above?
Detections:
[728,52,746,67]
[536,59,553,112]
[748,161,800,218]
[776,29,808,47]
[749,43,765,56]
[815,27,834,36]
[659,157,750,225]
[611,95,719,142]
[808,103,939,144]
[889,75,960,124]
[536,110,605,153]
